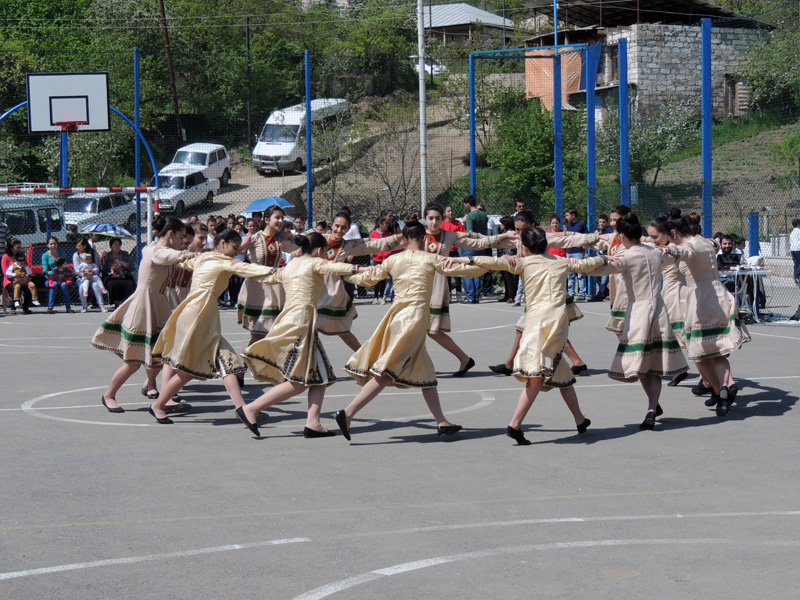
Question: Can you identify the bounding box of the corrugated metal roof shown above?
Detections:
[422,3,514,29]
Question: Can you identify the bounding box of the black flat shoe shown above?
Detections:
[303,427,336,438]
[704,394,720,407]
[334,410,351,441]
[570,364,588,376]
[164,403,191,415]
[506,425,531,445]
[148,407,173,424]
[101,395,125,414]
[639,411,656,430]
[667,371,688,387]
[576,418,591,434]
[489,363,513,376]
[728,384,739,404]
[655,404,663,417]
[235,407,260,437]
[453,357,475,378]
[437,424,462,438]
[716,387,731,417]
[692,382,713,396]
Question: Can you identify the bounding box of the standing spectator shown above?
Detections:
[294,216,306,233]
[512,200,525,216]
[101,237,136,308]
[251,211,263,230]
[564,207,588,300]
[547,215,567,257]
[791,218,800,320]
[462,195,488,303]
[588,214,613,302]
[497,216,518,303]
[368,216,392,304]
[477,204,497,296]
[42,237,75,313]
[440,204,466,302]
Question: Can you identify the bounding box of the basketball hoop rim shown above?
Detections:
[54,120,88,132]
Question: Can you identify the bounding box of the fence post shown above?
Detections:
[619,38,630,206]
[554,51,563,217]
[305,50,313,226]
[748,211,760,257]
[134,46,142,264]
[586,42,601,297]
[469,53,476,197]
[702,18,713,238]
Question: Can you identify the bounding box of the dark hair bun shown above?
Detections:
[404,216,420,227]
[668,207,682,219]
[294,234,310,250]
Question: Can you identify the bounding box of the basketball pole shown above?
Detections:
[59,131,68,187]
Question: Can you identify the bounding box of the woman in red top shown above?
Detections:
[548,214,567,257]
[369,216,392,304]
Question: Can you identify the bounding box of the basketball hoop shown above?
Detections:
[54,121,88,133]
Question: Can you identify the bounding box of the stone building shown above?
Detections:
[524,0,768,119]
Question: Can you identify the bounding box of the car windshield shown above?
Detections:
[63,197,97,213]
[158,176,185,189]
[259,124,299,143]
[172,151,207,165]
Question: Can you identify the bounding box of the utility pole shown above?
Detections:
[158,0,183,141]
[417,0,427,206]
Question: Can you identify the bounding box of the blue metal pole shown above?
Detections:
[553,53,563,217]
[109,107,159,189]
[619,38,630,206]
[585,44,598,297]
[748,211,760,257]
[134,47,142,263]
[702,18,713,238]
[60,132,68,187]
[469,52,477,196]
[305,50,313,226]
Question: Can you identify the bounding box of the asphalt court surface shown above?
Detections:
[1,299,799,599]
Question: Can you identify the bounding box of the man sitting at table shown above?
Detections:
[717,234,743,293]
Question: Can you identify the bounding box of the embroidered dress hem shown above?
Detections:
[343,363,438,389]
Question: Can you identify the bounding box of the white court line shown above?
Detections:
[4,509,800,583]
[0,538,309,581]
[451,324,515,334]
[748,331,800,341]
[293,538,726,600]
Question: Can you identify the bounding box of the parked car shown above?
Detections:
[153,168,220,217]
[411,56,448,76]
[0,195,64,248]
[159,143,231,187]
[63,192,139,232]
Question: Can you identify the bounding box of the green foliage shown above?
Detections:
[596,98,700,185]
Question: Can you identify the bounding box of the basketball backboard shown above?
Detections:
[26,73,110,133]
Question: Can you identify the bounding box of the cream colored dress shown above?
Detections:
[475,254,605,389]
[669,236,750,360]
[316,234,402,335]
[151,253,279,380]
[423,229,498,333]
[661,256,688,348]
[242,257,358,386]
[237,232,298,334]
[595,245,688,381]
[343,251,487,388]
[91,244,194,367]
[495,232,600,332]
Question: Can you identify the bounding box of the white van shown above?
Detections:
[0,196,64,247]
[252,98,348,174]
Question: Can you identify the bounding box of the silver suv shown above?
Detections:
[159,143,231,187]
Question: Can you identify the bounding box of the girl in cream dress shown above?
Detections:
[92,217,195,413]
[147,229,284,424]
[236,205,298,345]
[332,220,490,442]
[471,227,606,446]
[238,233,371,439]
[594,213,689,430]
[663,209,750,417]
[316,211,402,351]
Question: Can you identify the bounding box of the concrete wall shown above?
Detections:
[615,24,764,116]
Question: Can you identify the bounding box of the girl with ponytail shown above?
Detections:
[237,233,374,438]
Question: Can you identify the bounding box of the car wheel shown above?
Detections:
[205,192,214,208]
[174,201,185,218]
[220,169,230,187]
[294,158,303,173]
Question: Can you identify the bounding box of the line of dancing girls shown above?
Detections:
[91,204,749,443]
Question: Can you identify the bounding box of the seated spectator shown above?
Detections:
[46,254,76,314]
[4,249,39,313]
[72,238,98,274]
[717,234,743,293]
[76,252,107,313]
[2,237,23,313]
[101,237,136,307]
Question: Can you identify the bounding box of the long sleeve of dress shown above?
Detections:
[568,255,607,274]
[344,265,388,287]
[546,231,600,249]
[151,247,196,267]
[472,255,523,275]
[343,234,402,257]
[453,234,499,251]
[433,257,489,278]
[316,261,359,277]
[229,261,281,283]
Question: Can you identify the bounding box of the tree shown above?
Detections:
[596,99,699,186]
